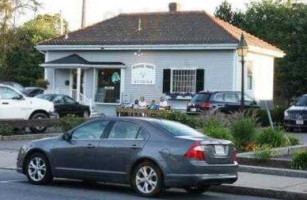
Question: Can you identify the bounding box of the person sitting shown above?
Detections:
[159,97,168,110]
[138,96,147,109]
[132,99,139,109]
[148,100,159,110]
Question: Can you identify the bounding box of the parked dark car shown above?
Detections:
[187,91,258,114]
[22,87,45,97]
[36,94,90,118]
[284,94,307,131]
[17,117,238,197]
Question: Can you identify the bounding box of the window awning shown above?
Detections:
[40,54,126,68]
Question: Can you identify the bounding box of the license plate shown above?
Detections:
[296,120,304,125]
[190,108,197,112]
[215,145,226,155]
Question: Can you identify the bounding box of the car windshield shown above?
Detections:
[36,94,53,101]
[154,120,205,137]
[191,93,210,103]
[296,96,307,106]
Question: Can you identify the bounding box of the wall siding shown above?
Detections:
[45,50,235,114]
[234,52,274,101]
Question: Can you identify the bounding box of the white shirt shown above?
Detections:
[159,101,168,107]
[138,101,147,109]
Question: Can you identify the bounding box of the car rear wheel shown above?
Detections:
[25,153,53,185]
[184,185,210,194]
[132,162,163,197]
[29,112,49,133]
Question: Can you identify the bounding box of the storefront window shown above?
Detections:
[95,69,121,103]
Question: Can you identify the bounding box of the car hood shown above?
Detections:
[30,97,54,111]
[287,105,307,112]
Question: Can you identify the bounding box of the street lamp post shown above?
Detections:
[237,33,248,110]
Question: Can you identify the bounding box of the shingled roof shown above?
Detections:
[40,11,283,54]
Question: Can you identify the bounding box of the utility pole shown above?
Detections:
[81,0,87,28]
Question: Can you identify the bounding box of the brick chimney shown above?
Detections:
[169,2,178,13]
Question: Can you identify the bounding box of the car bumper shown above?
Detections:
[284,120,307,128]
[164,162,238,187]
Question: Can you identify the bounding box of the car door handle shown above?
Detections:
[2,102,9,105]
[87,144,95,149]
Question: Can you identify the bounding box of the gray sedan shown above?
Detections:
[17,117,238,197]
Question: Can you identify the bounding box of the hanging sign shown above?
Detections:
[131,63,156,85]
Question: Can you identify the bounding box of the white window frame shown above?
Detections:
[170,68,197,94]
[247,61,253,91]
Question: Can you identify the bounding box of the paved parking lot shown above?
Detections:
[0,169,279,200]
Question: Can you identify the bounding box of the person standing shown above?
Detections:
[138,96,147,109]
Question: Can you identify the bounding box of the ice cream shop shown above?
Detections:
[37,3,283,116]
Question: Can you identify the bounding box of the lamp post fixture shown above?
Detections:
[237,33,248,110]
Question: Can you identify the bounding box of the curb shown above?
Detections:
[239,165,307,179]
[209,185,307,200]
[0,133,61,141]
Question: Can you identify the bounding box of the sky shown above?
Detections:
[21,0,254,31]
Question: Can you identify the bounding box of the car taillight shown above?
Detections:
[232,147,237,162]
[185,141,206,160]
[201,102,212,109]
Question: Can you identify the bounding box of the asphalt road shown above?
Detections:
[0,169,279,200]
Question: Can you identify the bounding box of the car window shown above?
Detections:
[0,87,20,99]
[214,93,224,102]
[64,96,75,104]
[108,121,141,139]
[237,92,255,102]
[137,128,147,140]
[296,95,307,106]
[154,120,205,137]
[191,93,210,103]
[72,120,109,140]
[224,92,239,103]
[53,95,65,104]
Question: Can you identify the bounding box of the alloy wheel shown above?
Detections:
[27,157,47,182]
[135,166,158,194]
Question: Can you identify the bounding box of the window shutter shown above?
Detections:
[196,69,205,93]
[163,69,171,93]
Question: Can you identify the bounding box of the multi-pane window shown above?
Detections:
[247,61,253,90]
[172,70,196,93]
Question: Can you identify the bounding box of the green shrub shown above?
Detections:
[230,117,257,149]
[57,115,86,132]
[253,145,276,162]
[292,151,307,170]
[285,135,300,146]
[255,106,287,127]
[156,111,199,128]
[0,123,14,136]
[203,124,233,141]
[256,128,287,148]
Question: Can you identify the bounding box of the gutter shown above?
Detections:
[36,43,238,51]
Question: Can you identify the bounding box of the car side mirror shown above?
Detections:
[12,94,24,100]
[62,132,71,141]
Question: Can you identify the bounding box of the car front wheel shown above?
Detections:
[184,185,210,194]
[25,153,53,185]
[132,162,163,197]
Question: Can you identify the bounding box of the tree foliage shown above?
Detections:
[215,0,307,102]
[0,14,68,86]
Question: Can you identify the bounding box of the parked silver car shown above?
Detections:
[17,117,238,197]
